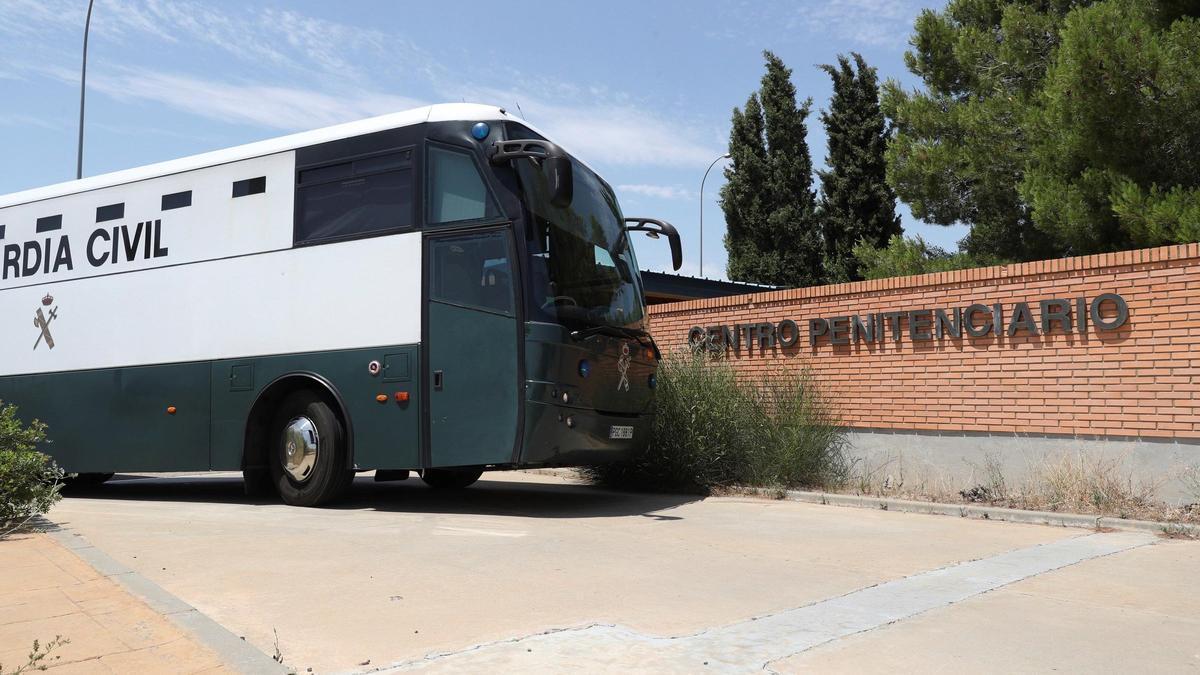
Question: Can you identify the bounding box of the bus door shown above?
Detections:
[423,229,520,467]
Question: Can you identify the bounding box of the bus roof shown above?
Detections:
[0,103,540,209]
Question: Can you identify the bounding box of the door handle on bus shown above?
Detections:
[433,370,444,390]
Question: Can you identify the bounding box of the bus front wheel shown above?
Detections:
[420,468,484,489]
[269,391,353,507]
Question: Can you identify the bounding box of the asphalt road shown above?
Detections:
[50,471,1199,673]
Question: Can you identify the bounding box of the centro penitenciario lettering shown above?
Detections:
[687,293,1129,352]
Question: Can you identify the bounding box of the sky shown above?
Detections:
[0,0,968,280]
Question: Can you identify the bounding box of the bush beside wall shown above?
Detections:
[585,352,848,493]
[0,401,63,534]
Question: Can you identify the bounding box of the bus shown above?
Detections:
[0,103,681,506]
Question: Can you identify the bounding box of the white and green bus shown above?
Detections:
[0,103,680,506]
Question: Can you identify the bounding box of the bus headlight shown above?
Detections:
[578,359,591,378]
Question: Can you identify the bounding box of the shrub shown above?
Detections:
[752,376,849,489]
[584,352,848,493]
[0,401,63,535]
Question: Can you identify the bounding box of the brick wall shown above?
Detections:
[647,243,1200,440]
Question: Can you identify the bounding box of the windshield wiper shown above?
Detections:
[569,325,661,360]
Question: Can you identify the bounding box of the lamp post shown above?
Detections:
[699,152,730,278]
[76,0,95,180]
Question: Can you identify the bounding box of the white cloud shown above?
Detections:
[0,113,65,130]
[706,0,921,48]
[0,0,75,39]
[618,184,694,200]
[2,1,721,169]
[798,0,921,47]
[81,67,425,131]
[458,88,722,169]
[537,103,720,168]
[0,0,423,84]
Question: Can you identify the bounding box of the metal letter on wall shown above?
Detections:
[777,319,799,348]
[964,304,993,338]
[679,293,1130,352]
[1090,293,1129,330]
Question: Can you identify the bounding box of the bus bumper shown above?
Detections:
[518,400,651,466]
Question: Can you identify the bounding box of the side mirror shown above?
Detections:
[624,218,682,271]
[490,139,573,208]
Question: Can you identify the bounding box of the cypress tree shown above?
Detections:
[721,51,823,287]
[818,53,902,282]
[722,94,768,284]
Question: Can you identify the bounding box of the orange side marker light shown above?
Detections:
[166,406,177,415]
[375,394,388,404]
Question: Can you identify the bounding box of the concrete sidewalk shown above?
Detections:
[50,471,1200,673]
[0,530,234,673]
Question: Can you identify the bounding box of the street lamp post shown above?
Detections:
[77,0,95,180]
[699,152,730,278]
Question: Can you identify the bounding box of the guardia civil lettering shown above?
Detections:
[1,219,169,281]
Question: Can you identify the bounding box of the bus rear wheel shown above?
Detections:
[420,468,484,489]
[269,391,353,507]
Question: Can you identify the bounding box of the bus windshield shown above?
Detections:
[518,158,645,329]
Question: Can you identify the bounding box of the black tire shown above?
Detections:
[420,467,484,489]
[242,467,274,497]
[269,390,353,507]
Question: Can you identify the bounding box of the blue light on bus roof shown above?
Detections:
[471,122,491,140]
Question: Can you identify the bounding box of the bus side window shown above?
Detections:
[294,149,414,245]
[429,233,513,316]
[427,145,501,225]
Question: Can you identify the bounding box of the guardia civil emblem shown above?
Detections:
[34,293,57,350]
[616,342,631,392]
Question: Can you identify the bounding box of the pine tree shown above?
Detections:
[883,1,1070,262]
[721,51,823,287]
[887,0,1200,259]
[818,53,902,282]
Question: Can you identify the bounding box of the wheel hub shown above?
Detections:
[282,416,319,483]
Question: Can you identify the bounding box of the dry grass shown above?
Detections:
[1160,522,1200,540]
[845,450,1200,525]
[1182,463,1200,502]
[1015,451,1166,518]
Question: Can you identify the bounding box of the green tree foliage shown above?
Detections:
[852,234,982,280]
[0,402,62,533]
[818,53,902,282]
[722,51,824,287]
[883,0,1071,262]
[887,0,1200,260]
[1024,1,1200,252]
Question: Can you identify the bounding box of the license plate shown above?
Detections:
[609,425,634,440]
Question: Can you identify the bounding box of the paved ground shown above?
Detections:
[44,471,1200,673]
[0,531,232,673]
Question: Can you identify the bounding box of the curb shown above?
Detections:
[516,468,582,479]
[768,490,1199,537]
[42,520,287,674]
